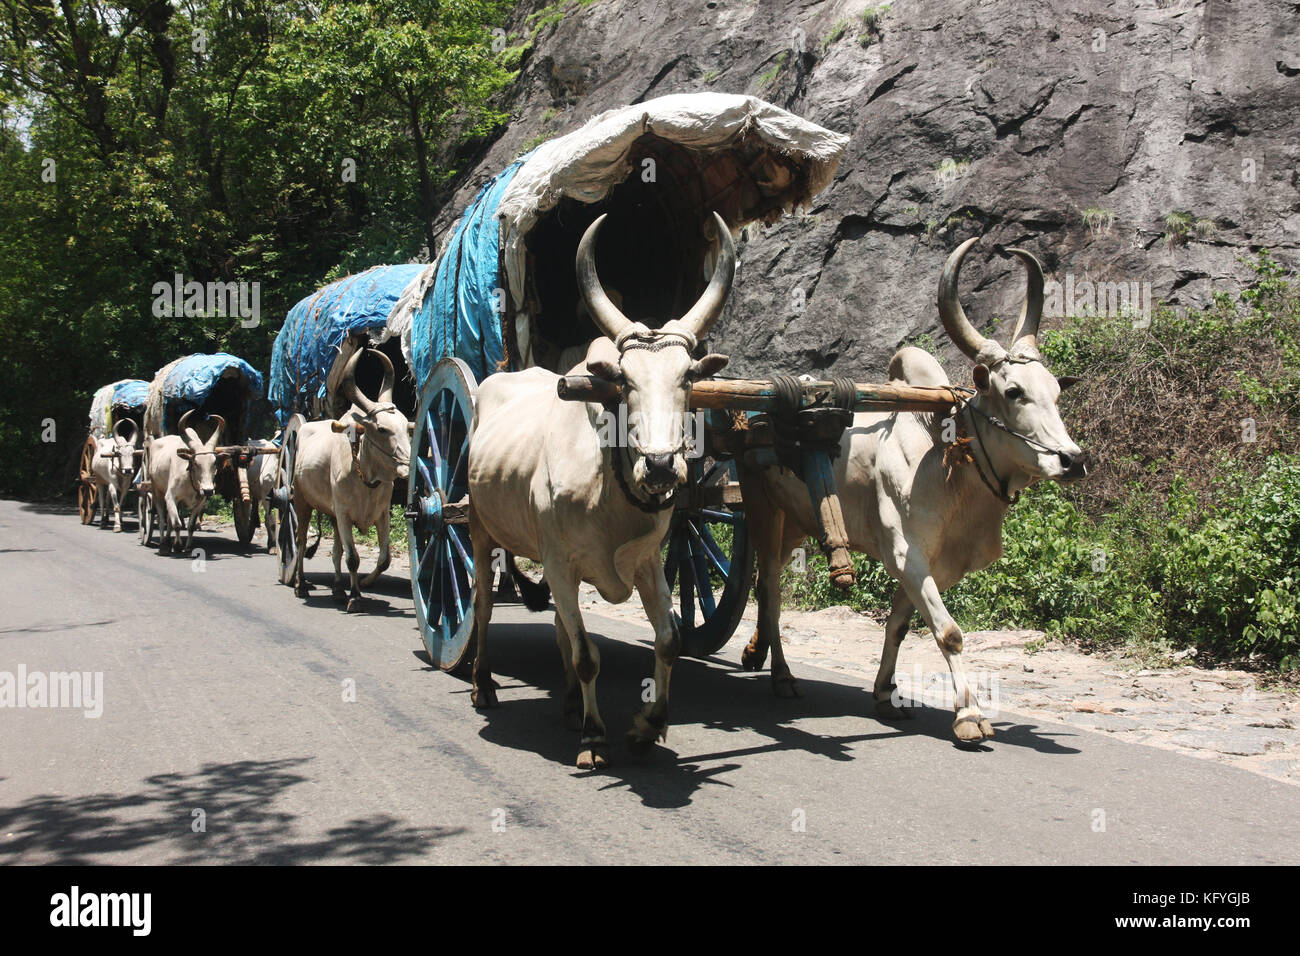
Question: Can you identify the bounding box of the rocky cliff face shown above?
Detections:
[434,0,1300,378]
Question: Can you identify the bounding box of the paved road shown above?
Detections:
[2,498,1297,864]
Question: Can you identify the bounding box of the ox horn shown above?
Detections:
[178,408,200,445]
[1005,247,1045,348]
[369,348,395,405]
[677,211,737,341]
[205,414,226,446]
[113,418,139,445]
[340,348,378,416]
[576,213,634,343]
[937,237,997,361]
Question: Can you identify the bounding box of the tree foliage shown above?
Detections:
[0,0,512,494]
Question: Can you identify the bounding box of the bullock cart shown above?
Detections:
[378,92,950,672]
[137,353,272,547]
[78,379,149,524]
[266,264,425,587]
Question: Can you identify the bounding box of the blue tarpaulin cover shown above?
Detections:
[159,353,263,406]
[111,379,149,409]
[269,264,423,420]
[409,159,526,387]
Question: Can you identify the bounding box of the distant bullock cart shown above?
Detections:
[137,353,277,551]
[79,379,148,529]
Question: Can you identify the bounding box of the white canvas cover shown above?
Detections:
[382,93,849,372]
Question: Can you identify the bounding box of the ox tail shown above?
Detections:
[506,554,551,612]
[303,512,324,560]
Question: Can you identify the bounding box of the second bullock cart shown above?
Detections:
[138,352,271,548]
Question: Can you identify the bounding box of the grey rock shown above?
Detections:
[427,0,1299,381]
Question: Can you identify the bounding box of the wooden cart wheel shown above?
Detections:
[407,358,478,673]
[665,457,756,658]
[274,415,305,585]
[78,434,98,525]
[137,441,154,545]
[232,491,255,548]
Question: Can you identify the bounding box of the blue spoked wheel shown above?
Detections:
[273,415,305,585]
[664,457,755,658]
[408,358,478,672]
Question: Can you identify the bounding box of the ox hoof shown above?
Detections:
[627,712,668,753]
[471,684,499,709]
[771,672,801,698]
[876,697,915,720]
[576,745,609,770]
[345,597,364,613]
[740,634,769,671]
[332,588,348,605]
[953,715,987,746]
[978,717,995,739]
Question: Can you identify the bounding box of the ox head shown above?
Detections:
[333,348,411,483]
[110,419,140,477]
[938,237,1089,486]
[176,409,225,498]
[578,211,733,497]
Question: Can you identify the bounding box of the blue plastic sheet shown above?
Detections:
[159,353,263,412]
[269,264,424,420]
[410,158,527,387]
[111,379,149,409]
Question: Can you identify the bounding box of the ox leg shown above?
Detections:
[109,482,123,532]
[739,475,801,696]
[549,573,607,769]
[628,564,680,752]
[554,613,582,729]
[468,511,499,708]
[361,507,391,587]
[293,503,313,596]
[264,501,278,555]
[184,499,206,553]
[330,529,346,602]
[874,586,917,720]
[338,517,364,611]
[884,535,993,744]
[164,494,183,555]
[97,482,109,528]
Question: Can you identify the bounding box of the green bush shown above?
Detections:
[784,457,1300,670]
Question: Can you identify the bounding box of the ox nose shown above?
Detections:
[643,452,677,485]
[1059,449,1090,481]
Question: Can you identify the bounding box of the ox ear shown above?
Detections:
[972,363,993,393]
[1056,375,1080,391]
[177,447,195,461]
[588,358,623,384]
[690,353,729,380]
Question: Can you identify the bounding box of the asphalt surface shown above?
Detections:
[2,497,1297,864]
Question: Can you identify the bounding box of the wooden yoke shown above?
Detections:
[557,374,965,592]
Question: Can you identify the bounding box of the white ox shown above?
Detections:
[740,237,1089,744]
[246,436,280,553]
[288,349,410,610]
[148,410,225,555]
[467,212,733,769]
[90,419,140,532]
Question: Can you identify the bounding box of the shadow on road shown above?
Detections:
[419,617,1083,808]
[0,756,463,864]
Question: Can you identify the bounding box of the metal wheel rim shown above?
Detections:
[408,358,478,673]
[665,457,756,658]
